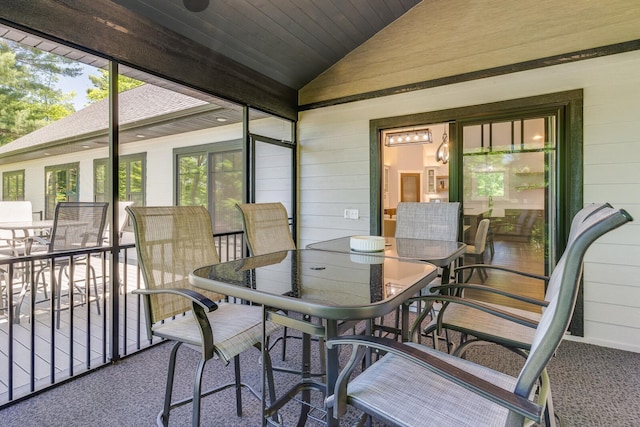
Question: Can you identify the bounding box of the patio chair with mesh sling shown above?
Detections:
[127,205,281,426]
[325,205,631,427]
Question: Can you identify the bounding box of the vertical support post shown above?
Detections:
[109,61,121,362]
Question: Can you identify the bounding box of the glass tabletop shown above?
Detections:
[306,236,466,267]
[190,249,438,320]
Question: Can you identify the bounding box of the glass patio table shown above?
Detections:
[307,236,468,342]
[190,249,438,426]
[306,236,466,285]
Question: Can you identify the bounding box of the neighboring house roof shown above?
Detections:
[0,84,207,156]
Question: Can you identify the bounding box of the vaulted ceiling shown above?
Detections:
[0,1,421,162]
[3,1,640,119]
[0,0,423,119]
[112,0,422,90]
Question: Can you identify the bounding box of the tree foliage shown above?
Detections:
[86,69,144,102]
[0,40,80,145]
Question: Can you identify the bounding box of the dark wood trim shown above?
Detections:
[563,96,585,336]
[302,40,639,111]
[0,0,297,121]
[369,123,384,235]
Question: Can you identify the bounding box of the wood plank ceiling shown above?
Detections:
[112,0,422,90]
[0,1,421,161]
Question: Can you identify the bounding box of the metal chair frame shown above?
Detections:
[128,205,280,427]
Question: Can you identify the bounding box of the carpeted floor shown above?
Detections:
[1,327,639,427]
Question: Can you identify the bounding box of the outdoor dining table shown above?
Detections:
[307,235,467,342]
[0,220,53,323]
[190,249,438,426]
[0,220,53,255]
[306,235,466,285]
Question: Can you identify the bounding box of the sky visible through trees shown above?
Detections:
[0,39,143,146]
[0,40,81,145]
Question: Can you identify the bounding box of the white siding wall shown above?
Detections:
[298,50,640,352]
[0,123,244,211]
[255,142,293,213]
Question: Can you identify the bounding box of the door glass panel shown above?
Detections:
[463,125,482,152]
[514,121,522,145]
[94,162,107,202]
[523,118,546,149]
[44,163,79,218]
[209,150,243,234]
[491,121,512,151]
[123,157,145,206]
[177,153,208,206]
[462,116,556,308]
[94,154,146,206]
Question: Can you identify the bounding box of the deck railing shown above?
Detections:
[0,230,245,407]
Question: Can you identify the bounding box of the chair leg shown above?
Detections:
[478,252,488,282]
[192,356,207,427]
[159,342,181,427]
[281,326,288,361]
[260,343,279,416]
[14,270,29,322]
[234,355,242,416]
[465,254,487,283]
[66,261,101,316]
[464,267,474,282]
[36,262,49,300]
[487,228,495,260]
[88,265,101,315]
[56,267,64,329]
[0,271,7,313]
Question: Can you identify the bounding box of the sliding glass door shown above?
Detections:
[461,115,557,304]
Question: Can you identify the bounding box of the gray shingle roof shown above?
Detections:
[0,84,206,155]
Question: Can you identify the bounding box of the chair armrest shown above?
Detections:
[440,295,540,328]
[5,235,49,256]
[453,264,549,282]
[407,293,542,334]
[132,288,219,313]
[25,235,50,246]
[427,283,549,307]
[326,335,542,423]
[133,288,219,358]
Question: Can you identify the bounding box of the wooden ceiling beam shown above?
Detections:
[0,0,298,120]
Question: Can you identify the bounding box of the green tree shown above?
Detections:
[0,40,80,145]
[86,69,144,102]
